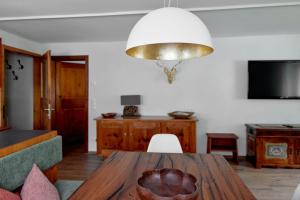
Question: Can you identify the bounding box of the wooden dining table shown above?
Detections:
[70,151,256,200]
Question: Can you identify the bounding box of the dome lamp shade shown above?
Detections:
[126,7,214,61]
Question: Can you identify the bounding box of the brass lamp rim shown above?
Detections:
[126,42,214,61]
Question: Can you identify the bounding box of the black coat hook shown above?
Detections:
[18,59,24,70]
[12,71,18,80]
[5,59,12,70]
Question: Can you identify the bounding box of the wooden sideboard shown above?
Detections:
[246,124,300,168]
[95,116,197,157]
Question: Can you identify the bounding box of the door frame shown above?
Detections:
[1,44,42,129]
[0,42,90,152]
[52,55,89,153]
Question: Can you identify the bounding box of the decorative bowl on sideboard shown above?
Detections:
[168,111,194,119]
[101,113,117,118]
[136,168,198,200]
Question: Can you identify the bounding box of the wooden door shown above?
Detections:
[161,121,195,152]
[128,121,161,151]
[55,61,88,146]
[98,120,127,153]
[41,50,55,130]
[0,38,4,128]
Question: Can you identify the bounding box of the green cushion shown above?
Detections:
[55,180,83,200]
[0,136,62,191]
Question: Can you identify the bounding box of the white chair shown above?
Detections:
[147,134,183,153]
[292,184,300,200]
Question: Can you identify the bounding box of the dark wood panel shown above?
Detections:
[33,57,42,129]
[3,45,41,57]
[40,50,55,130]
[70,152,256,200]
[55,61,87,146]
[0,38,5,128]
[52,55,88,61]
[128,121,161,151]
[44,165,58,184]
[161,121,195,152]
[98,121,127,152]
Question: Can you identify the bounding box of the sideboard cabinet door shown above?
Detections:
[97,121,127,155]
[294,138,300,164]
[161,121,196,152]
[257,137,292,166]
[128,121,161,151]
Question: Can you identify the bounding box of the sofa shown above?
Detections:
[0,136,82,200]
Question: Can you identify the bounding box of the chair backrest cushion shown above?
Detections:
[147,134,183,153]
[0,136,62,191]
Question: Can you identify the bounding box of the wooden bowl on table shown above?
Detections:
[137,168,198,200]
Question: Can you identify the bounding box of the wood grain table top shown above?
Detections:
[70,151,256,200]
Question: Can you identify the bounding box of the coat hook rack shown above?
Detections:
[5,59,24,80]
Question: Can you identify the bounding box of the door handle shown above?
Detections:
[44,103,55,119]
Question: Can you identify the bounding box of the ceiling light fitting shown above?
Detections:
[126,0,214,84]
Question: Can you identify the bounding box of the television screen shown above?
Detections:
[248,60,300,99]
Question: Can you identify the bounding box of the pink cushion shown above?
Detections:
[0,188,21,200]
[21,164,60,200]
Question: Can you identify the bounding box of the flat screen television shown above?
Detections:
[248,60,300,99]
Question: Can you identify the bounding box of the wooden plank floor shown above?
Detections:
[58,145,103,180]
[230,160,300,200]
[58,150,300,200]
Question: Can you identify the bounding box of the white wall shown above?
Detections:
[5,52,34,129]
[47,34,300,155]
[0,29,45,54]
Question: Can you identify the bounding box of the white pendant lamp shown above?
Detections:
[126,7,214,61]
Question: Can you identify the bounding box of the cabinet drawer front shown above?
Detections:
[161,121,195,152]
[99,121,126,150]
[259,138,292,165]
[128,121,161,151]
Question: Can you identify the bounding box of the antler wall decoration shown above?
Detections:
[155,60,182,84]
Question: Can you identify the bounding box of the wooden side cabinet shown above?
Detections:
[95,116,197,157]
[246,124,300,168]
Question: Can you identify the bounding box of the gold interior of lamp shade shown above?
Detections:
[126,43,214,60]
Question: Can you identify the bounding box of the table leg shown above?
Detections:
[207,138,212,154]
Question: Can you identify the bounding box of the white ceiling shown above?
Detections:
[0,0,300,43]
